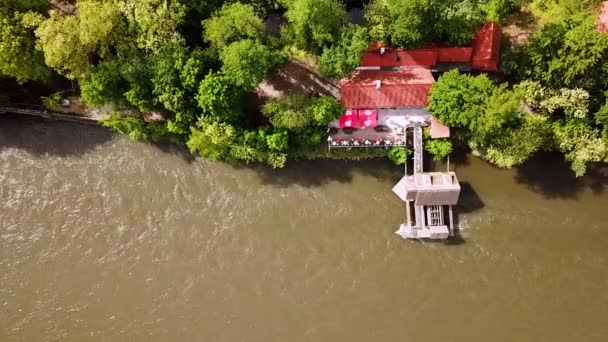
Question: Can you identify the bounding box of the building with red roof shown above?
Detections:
[361,22,501,71]
[471,21,501,72]
[361,48,439,68]
[340,69,434,108]
[330,22,502,146]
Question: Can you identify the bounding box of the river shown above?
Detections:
[1,115,608,341]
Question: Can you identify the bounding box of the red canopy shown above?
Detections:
[358,109,377,128]
[430,119,450,138]
[339,109,359,128]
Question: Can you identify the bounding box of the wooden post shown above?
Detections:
[405,200,411,227]
[447,154,450,172]
[404,127,408,175]
[448,205,455,237]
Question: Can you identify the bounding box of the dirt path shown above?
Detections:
[257,60,340,99]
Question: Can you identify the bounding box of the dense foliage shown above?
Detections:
[424,0,608,176]
[3,0,608,173]
[365,0,518,48]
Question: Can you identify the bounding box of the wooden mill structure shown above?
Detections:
[392,125,460,240]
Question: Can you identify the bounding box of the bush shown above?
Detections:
[387,146,410,165]
[425,139,453,160]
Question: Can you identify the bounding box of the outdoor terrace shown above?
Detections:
[327,107,437,149]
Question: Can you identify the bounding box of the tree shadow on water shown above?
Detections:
[457,181,485,214]
[0,114,114,157]
[515,152,608,199]
[150,140,196,164]
[250,158,403,188]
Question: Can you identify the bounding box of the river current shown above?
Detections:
[1,115,608,341]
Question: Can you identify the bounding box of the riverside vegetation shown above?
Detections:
[1,0,607,175]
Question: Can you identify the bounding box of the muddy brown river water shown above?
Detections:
[1,116,608,341]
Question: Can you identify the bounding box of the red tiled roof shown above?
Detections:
[362,49,438,67]
[598,1,608,32]
[340,69,434,108]
[471,22,501,71]
[437,47,473,63]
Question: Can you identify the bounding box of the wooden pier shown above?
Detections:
[392,124,460,240]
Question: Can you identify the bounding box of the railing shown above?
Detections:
[328,137,406,149]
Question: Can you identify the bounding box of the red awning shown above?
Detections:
[339,109,359,128]
[358,109,377,128]
[430,119,450,138]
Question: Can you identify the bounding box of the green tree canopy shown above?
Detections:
[262,94,312,131]
[119,0,186,51]
[387,146,411,165]
[0,9,49,82]
[365,0,486,48]
[196,71,244,122]
[283,0,347,52]
[220,40,279,89]
[425,139,453,160]
[187,119,237,160]
[310,96,343,126]
[427,70,496,129]
[319,25,369,79]
[202,2,264,49]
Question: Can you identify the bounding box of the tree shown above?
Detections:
[196,71,244,122]
[151,44,219,133]
[119,0,186,51]
[473,114,551,168]
[265,131,289,151]
[283,0,347,51]
[387,146,410,165]
[310,96,343,126]
[220,40,278,89]
[266,152,287,168]
[366,0,483,48]
[121,55,156,112]
[553,120,608,176]
[24,11,90,79]
[431,0,484,46]
[510,15,608,94]
[262,94,312,131]
[319,25,369,78]
[425,139,453,160]
[482,0,521,24]
[427,70,496,129]
[101,113,149,141]
[77,0,123,50]
[472,84,523,141]
[80,60,125,106]
[202,2,264,49]
[0,9,49,82]
[187,119,237,160]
